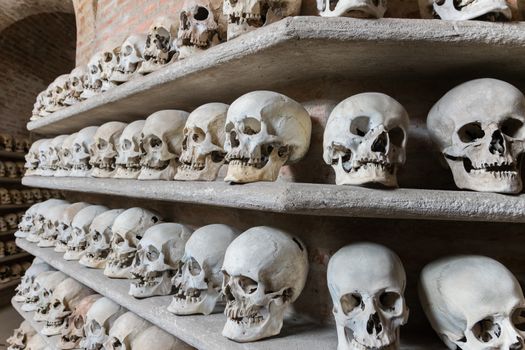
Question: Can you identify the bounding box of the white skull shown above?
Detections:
[418,0,511,20]
[41,278,95,336]
[22,271,67,313]
[427,79,525,194]
[81,297,125,350]
[102,312,150,350]
[7,321,37,350]
[223,0,301,40]
[90,122,127,178]
[114,120,145,179]
[111,34,148,83]
[0,133,13,151]
[104,207,161,279]
[55,202,91,253]
[221,226,308,342]
[224,91,311,183]
[45,75,69,113]
[317,0,386,17]
[323,93,409,187]
[169,224,238,315]
[37,203,70,248]
[176,103,228,181]
[24,139,45,176]
[70,126,98,177]
[16,203,41,239]
[82,52,106,99]
[328,243,409,350]
[9,190,22,204]
[35,139,54,176]
[177,0,226,59]
[64,205,109,261]
[14,260,55,303]
[46,135,69,173]
[31,91,46,120]
[129,223,193,298]
[26,199,69,243]
[60,294,102,350]
[4,213,18,228]
[80,209,125,269]
[420,256,525,350]
[139,110,189,180]
[64,66,88,106]
[5,161,17,178]
[0,187,11,204]
[138,17,179,75]
[54,133,78,177]
[132,326,190,350]
[24,334,47,350]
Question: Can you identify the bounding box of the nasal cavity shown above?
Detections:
[489,130,505,155]
[371,132,388,153]
[366,313,382,335]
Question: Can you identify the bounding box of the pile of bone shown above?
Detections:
[12,259,191,350]
[0,261,29,283]
[27,91,312,184]
[0,134,31,154]
[0,188,62,206]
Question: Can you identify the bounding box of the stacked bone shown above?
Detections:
[12,258,189,350]
[0,188,63,206]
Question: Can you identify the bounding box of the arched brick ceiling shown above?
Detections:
[0,0,74,34]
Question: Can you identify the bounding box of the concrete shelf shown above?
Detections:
[0,177,21,184]
[23,175,525,223]
[27,17,525,135]
[17,239,445,350]
[0,150,25,160]
[0,204,30,211]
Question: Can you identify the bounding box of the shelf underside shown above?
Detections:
[0,151,25,160]
[23,176,525,223]
[17,239,445,350]
[27,16,525,135]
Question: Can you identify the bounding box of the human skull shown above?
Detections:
[16,162,25,177]
[103,312,150,350]
[104,207,161,279]
[427,79,525,194]
[55,202,91,253]
[50,74,71,111]
[0,217,7,232]
[177,0,226,59]
[0,187,11,204]
[31,91,46,120]
[0,133,14,151]
[15,203,41,239]
[10,263,23,278]
[31,188,43,202]
[81,52,105,99]
[420,256,525,350]
[26,199,69,243]
[100,48,120,92]
[25,139,46,176]
[35,139,54,176]
[111,34,148,83]
[8,190,21,204]
[317,0,386,17]
[418,0,511,20]
[22,270,67,313]
[64,66,88,106]
[4,161,17,178]
[6,321,37,350]
[14,259,55,303]
[64,205,109,261]
[37,203,70,248]
[328,243,409,350]
[4,213,19,228]
[221,226,308,342]
[24,334,47,350]
[80,209,125,269]
[14,137,25,153]
[6,240,17,255]
[90,121,127,178]
[139,110,189,180]
[0,264,11,282]
[224,91,311,183]
[223,0,301,40]
[46,135,69,173]
[80,297,125,350]
[53,133,77,177]
[138,17,179,74]
[41,278,95,336]
[114,120,145,179]
[60,294,102,349]
[41,189,52,200]
[132,326,191,350]
[129,222,193,298]
[169,224,238,315]
[70,126,98,177]
[175,103,228,181]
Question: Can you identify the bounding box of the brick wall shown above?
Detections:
[0,12,76,137]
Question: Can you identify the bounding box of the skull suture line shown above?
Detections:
[138,17,179,74]
[224,91,312,183]
[64,205,109,261]
[169,224,239,315]
[114,120,145,179]
[221,226,308,342]
[110,34,148,83]
[80,297,125,350]
[420,256,525,350]
[427,79,525,194]
[90,121,127,178]
[60,294,102,350]
[317,0,387,18]
[55,202,91,253]
[323,93,409,188]
[328,243,409,350]
[418,0,511,20]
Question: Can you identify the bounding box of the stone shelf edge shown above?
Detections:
[11,297,61,349]
[0,204,30,211]
[27,17,525,135]
[0,252,31,263]
[17,239,445,350]
[23,176,525,223]
[0,177,21,184]
[0,151,25,160]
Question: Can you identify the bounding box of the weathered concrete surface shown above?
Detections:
[28,16,525,135]
[17,239,445,350]
[23,176,525,223]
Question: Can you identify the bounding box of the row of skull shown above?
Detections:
[17,200,309,342]
[0,134,30,153]
[0,160,26,178]
[27,91,312,183]
[0,188,62,206]
[0,261,30,283]
[0,212,24,231]
[0,240,21,259]
[11,261,188,350]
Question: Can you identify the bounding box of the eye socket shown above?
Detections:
[379,291,401,311]
[238,276,258,294]
[192,128,206,143]
[122,140,132,151]
[146,247,159,261]
[241,118,261,135]
[458,122,485,143]
[512,308,525,331]
[74,316,84,329]
[97,139,108,150]
[471,317,501,343]
[91,66,98,74]
[340,293,362,315]
[501,118,524,138]
[388,127,405,147]
[350,116,370,137]
[123,45,133,56]
[149,136,162,148]
[188,258,202,276]
[194,6,209,20]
